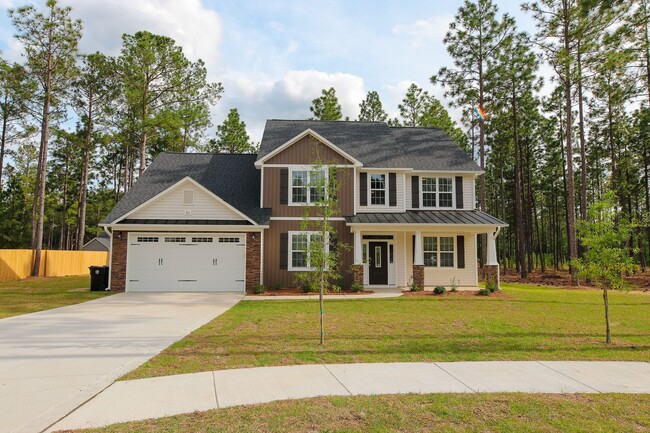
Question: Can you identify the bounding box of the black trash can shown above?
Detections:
[89,266,109,291]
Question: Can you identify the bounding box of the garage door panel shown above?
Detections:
[126,233,246,292]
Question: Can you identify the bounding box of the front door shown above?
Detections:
[368,241,388,285]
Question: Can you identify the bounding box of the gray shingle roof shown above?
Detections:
[102,153,270,225]
[345,210,507,226]
[257,120,480,171]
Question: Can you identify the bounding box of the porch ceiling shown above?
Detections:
[345,210,507,227]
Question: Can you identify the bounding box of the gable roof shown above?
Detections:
[102,153,270,225]
[257,120,480,171]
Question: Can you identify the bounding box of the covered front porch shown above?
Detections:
[345,210,507,290]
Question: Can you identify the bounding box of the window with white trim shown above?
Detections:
[423,236,455,268]
[421,177,453,208]
[370,173,386,205]
[290,167,327,205]
[289,231,326,271]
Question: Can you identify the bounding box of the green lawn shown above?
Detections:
[122,284,650,380]
[0,275,113,319]
[59,393,650,433]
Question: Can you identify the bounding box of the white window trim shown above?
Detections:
[420,177,455,209]
[367,172,389,207]
[423,235,456,268]
[288,230,329,271]
[288,166,329,206]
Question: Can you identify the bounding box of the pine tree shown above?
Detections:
[358,91,388,122]
[208,108,256,154]
[309,87,342,121]
[10,0,82,276]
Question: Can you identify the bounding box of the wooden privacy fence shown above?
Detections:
[0,249,109,281]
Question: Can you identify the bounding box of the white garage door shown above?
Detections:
[126,233,246,292]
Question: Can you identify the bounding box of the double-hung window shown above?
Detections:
[370,174,386,205]
[290,168,327,205]
[289,231,326,271]
[421,177,453,208]
[423,236,455,268]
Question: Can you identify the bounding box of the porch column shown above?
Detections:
[351,230,364,287]
[412,231,425,290]
[484,228,501,290]
[353,230,362,265]
[414,231,423,265]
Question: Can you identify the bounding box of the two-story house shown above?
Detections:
[100,120,506,293]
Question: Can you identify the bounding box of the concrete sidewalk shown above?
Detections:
[51,361,650,431]
[245,287,404,300]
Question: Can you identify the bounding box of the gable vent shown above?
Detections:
[182,190,194,206]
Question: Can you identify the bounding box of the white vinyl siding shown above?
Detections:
[129,180,245,221]
[356,170,405,212]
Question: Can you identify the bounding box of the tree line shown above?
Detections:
[1,0,648,284]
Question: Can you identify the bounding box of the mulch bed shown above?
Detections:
[499,270,650,291]
[402,290,511,298]
[250,288,374,296]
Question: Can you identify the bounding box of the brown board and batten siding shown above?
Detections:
[264,220,354,288]
[265,135,354,165]
[263,167,354,217]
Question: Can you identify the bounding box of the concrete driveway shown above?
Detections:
[0,291,242,433]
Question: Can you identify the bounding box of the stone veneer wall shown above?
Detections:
[110,231,128,292]
[245,232,261,293]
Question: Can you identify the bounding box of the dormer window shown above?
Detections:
[182,190,194,206]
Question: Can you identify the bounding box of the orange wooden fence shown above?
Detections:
[0,249,109,281]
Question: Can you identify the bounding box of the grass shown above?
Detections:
[58,393,650,433]
[122,283,650,380]
[0,275,113,319]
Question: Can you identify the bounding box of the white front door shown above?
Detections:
[126,233,246,292]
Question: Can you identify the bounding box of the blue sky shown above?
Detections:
[0,0,539,142]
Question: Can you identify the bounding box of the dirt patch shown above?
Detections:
[402,290,511,299]
[251,288,374,296]
[499,270,650,291]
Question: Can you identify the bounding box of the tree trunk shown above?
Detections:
[512,90,526,278]
[478,62,487,268]
[577,42,588,222]
[603,287,611,344]
[76,97,93,250]
[563,0,578,285]
[59,157,67,250]
[31,80,51,277]
[0,111,8,191]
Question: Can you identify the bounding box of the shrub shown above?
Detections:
[329,284,342,293]
[254,284,267,294]
[478,288,491,296]
[302,283,317,293]
[408,277,422,292]
[450,277,459,293]
[351,283,364,293]
[272,282,282,290]
[486,281,499,293]
[433,285,446,295]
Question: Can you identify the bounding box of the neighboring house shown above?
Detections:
[81,234,110,252]
[101,120,506,293]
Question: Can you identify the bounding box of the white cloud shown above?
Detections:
[392,16,453,48]
[62,0,222,67]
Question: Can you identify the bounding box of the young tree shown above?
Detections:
[295,163,346,345]
[358,90,388,122]
[73,52,118,249]
[10,0,82,276]
[118,31,222,174]
[432,0,515,265]
[0,59,34,191]
[575,195,637,344]
[207,108,256,153]
[309,87,342,121]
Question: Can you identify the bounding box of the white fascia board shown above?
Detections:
[255,129,363,168]
[102,224,267,232]
[111,176,258,226]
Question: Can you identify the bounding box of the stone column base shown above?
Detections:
[412,265,424,290]
[483,264,500,290]
[351,264,364,287]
